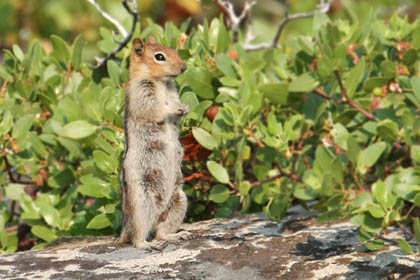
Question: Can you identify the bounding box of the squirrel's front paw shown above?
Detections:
[178,104,189,116]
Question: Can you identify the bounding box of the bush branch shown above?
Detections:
[87,0,138,68]
[250,163,302,188]
[245,0,331,51]
[313,87,345,104]
[3,156,35,185]
[334,71,376,121]
[215,0,256,42]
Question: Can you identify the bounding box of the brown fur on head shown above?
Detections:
[129,38,186,81]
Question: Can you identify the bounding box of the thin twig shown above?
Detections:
[3,156,35,185]
[397,222,414,241]
[245,0,331,51]
[0,78,12,99]
[215,0,256,42]
[87,0,138,68]
[334,71,377,121]
[101,121,125,134]
[384,154,408,177]
[250,163,302,188]
[251,174,282,188]
[313,87,345,104]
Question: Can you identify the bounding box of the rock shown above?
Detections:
[0,206,419,280]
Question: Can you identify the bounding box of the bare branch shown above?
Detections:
[216,0,256,42]
[86,0,128,38]
[87,0,139,68]
[245,0,331,51]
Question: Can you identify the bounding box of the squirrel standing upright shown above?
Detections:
[115,37,190,249]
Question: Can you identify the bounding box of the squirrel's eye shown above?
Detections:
[154,53,166,61]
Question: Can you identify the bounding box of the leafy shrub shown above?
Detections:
[1,12,420,253]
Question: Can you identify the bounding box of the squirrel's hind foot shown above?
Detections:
[157,230,193,242]
[114,231,131,246]
[134,240,168,251]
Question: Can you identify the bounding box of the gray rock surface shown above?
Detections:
[0,206,419,280]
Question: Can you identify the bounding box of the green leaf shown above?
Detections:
[87,213,112,229]
[365,238,385,251]
[181,91,199,111]
[360,214,383,233]
[0,65,11,80]
[331,123,349,150]
[372,180,392,209]
[207,161,230,184]
[399,239,414,255]
[209,184,230,203]
[259,83,289,105]
[71,35,85,71]
[60,120,97,139]
[31,226,57,242]
[251,186,268,204]
[4,184,25,201]
[358,142,387,174]
[220,76,241,87]
[402,49,418,67]
[315,145,333,171]
[28,40,42,77]
[214,54,236,77]
[50,35,71,64]
[38,203,61,228]
[12,44,24,62]
[317,56,334,77]
[78,184,106,198]
[289,73,319,92]
[11,115,33,141]
[239,181,251,195]
[294,187,318,201]
[192,127,217,150]
[268,197,288,220]
[345,58,365,97]
[31,133,47,158]
[376,119,399,142]
[365,203,385,218]
[57,137,81,157]
[363,77,389,92]
[347,136,361,164]
[185,67,215,99]
[414,218,420,253]
[0,215,6,247]
[238,105,253,126]
[411,145,420,165]
[411,77,420,101]
[93,150,115,174]
[107,60,120,85]
[313,11,330,32]
[413,28,420,49]
[380,61,396,79]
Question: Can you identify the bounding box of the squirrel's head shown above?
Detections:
[129,38,186,81]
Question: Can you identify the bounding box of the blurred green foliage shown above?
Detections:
[1,0,419,61]
[1,0,420,254]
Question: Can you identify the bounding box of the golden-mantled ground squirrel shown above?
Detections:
[115,38,190,249]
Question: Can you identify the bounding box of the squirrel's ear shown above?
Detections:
[148,36,157,44]
[133,38,144,56]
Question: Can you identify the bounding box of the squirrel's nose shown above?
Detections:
[181,64,187,73]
